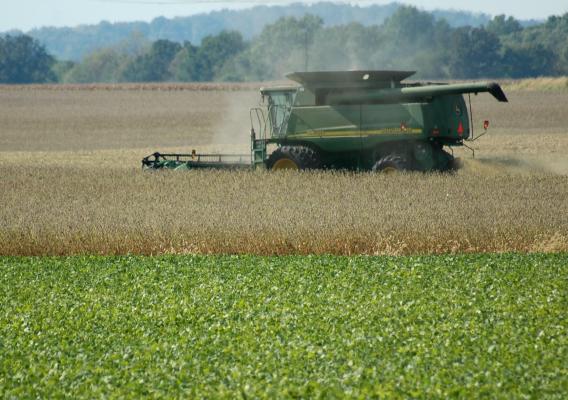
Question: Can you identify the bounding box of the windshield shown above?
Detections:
[267,91,295,137]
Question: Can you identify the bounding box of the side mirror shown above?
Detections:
[483,120,490,130]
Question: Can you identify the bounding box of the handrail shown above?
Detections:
[250,107,268,140]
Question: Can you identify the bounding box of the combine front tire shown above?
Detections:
[266,146,321,170]
[372,154,409,173]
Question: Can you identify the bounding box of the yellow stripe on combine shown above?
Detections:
[291,128,422,138]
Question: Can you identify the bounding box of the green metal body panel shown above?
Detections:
[287,105,361,152]
[260,71,505,170]
[266,93,471,168]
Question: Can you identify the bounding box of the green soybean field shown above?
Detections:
[1,254,566,398]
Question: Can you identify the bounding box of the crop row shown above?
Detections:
[1,254,566,398]
[1,166,567,256]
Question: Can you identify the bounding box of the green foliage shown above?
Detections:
[501,44,556,78]
[50,60,75,82]
[169,32,246,82]
[63,48,128,83]
[1,254,566,398]
[110,30,151,60]
[370,6,452,77]
[10,8,568,83]
[169,41,200,82]
[383,5,438,45]
[215,15,320,82]
[0,35,55,83]
[26,3,489,62]
[241,15,324,80]
[506,13,568,75]
[486,15,523,36]
[310,23,377,71]
[121,39,182,82]
[196,31,246,81]
[448,27,502,78]
[62,32,150,83]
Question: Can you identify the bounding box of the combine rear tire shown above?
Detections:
[448,157,463,171]
[266,146,321,170]
[372,154,409,173]
[434,147,461,172]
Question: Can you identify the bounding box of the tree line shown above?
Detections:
[2,7,567,84]
[26,2,497,62]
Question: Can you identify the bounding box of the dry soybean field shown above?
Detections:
[1,83,568,255]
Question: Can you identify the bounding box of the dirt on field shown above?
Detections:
[1,83,567,255]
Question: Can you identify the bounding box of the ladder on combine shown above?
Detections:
[250,107,268,168]
[249,103,292,167]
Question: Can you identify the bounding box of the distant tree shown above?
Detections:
[167,32,245,82]
[382,6,437,46]
[51,60,75,82]
[310,23,379,71]
[214,54,251,81]
[486,15,523,36]
[30,7,568,83]
[242,15,324,79]
[169,41,200,81]
[512,13,568,75]
[196,31,246,81]
[121,39,181,82]
[559,43,568,75]
[377,7,453,77]
[0,35,55,83]
[501,44,556,78]
[447,27,502,78]
[114,31,151,58]
[64,48,129,83]
[27,3,495,61]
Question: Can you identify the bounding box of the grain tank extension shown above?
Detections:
[142,70,508,172]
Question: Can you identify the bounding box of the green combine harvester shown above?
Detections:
[142,70,508,172]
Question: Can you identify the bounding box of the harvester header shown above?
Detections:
[143,70,508,172]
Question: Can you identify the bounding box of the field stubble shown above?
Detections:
[1,85,568,255]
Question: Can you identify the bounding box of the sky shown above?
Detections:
[2,0,567,32]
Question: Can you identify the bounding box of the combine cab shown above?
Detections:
[143,70,508,172]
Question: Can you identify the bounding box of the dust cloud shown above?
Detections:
[460,156,568,176]
[201,90,260,155]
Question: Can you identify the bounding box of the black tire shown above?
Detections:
[434,147,460,172]
[266,146,321,170]
[447,156,463,171]
[372,154,409,173]
[412,141,435,171]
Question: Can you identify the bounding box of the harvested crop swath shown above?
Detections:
[1,254,566,398]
